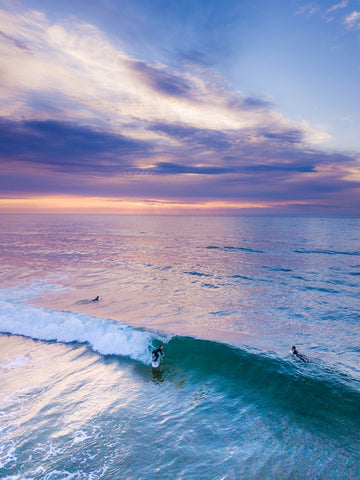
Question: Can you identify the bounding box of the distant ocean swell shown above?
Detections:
[294,249,360,256]
[1,285,360,447]
[205,245,264,253]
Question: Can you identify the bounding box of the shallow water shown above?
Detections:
[1,214,360,479]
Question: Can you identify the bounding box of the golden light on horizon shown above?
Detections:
[0,195,312,214]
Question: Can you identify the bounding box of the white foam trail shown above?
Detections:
[0,285,164,365]
[71,431,91,446]
[0,354,29,372]
[0,439,17,470]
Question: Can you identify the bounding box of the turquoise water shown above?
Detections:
[1,215,360,479]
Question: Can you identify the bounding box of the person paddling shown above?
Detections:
[291,345,309,363]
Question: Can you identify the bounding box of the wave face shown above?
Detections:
[1,284,360,440]
[166,336,360,433]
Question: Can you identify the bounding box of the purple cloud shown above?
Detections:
[128,59,194,98]
[0,30,31,52]
[0,118,153,174]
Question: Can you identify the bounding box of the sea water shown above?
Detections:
[0,214,359,479]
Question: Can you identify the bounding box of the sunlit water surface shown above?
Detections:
[1,215,360,479]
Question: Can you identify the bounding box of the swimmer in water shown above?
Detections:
[291,345,309,363]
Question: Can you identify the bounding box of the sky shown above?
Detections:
[0,0,360,214]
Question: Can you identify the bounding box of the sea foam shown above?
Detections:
[0,285,163,365]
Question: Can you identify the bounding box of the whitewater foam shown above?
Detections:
[0,439,17,470]
[0,354,29,372]
[0,285,165,365]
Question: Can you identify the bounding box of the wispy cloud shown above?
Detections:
[297,1,356,28]
[295,3,319,17]
[0,29,31,51]
[326,0,348,14]
[345,11,360,28]
[0,6,321,138]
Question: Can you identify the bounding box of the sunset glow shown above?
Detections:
[1,0,359,214]
[0,195,302,215]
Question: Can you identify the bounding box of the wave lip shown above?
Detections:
[0,293,160,365]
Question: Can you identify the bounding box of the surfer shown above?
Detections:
[92,296,99,302]
[152,345,164,364]
[291,345,309,363]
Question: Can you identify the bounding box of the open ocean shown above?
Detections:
[1,214,359,479]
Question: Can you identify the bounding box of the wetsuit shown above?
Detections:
[296,352,308,363]
[292,348,307,363]
[152,347,164,362]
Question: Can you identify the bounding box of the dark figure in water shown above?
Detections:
[291,345,309,363]
[92,296,99,302]
[152,345,164,363]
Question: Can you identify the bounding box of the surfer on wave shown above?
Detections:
[291,345,309,363]
[152,345,164,366]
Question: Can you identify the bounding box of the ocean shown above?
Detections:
[0,214,359,479]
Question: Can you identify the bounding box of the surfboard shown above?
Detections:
[290,350,309,363]
[297,353,309,363]
[152,359,160,368]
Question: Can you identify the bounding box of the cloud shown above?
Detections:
[326,0,348,14]
[240,97,273,110]
[297,1,355,29]
[148,160,316,177]
[0,4,325,139]
[1,116,358,206]
[149,162,232,175]
[149,122,234,151]
[0,3,359,213]
[345,11,360,28]
[0,30,31,51]
[0,117,319,179]
[0,118,153,174]
[295,4,319,17]
[262,129,304,145]
[127,59,194,99]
